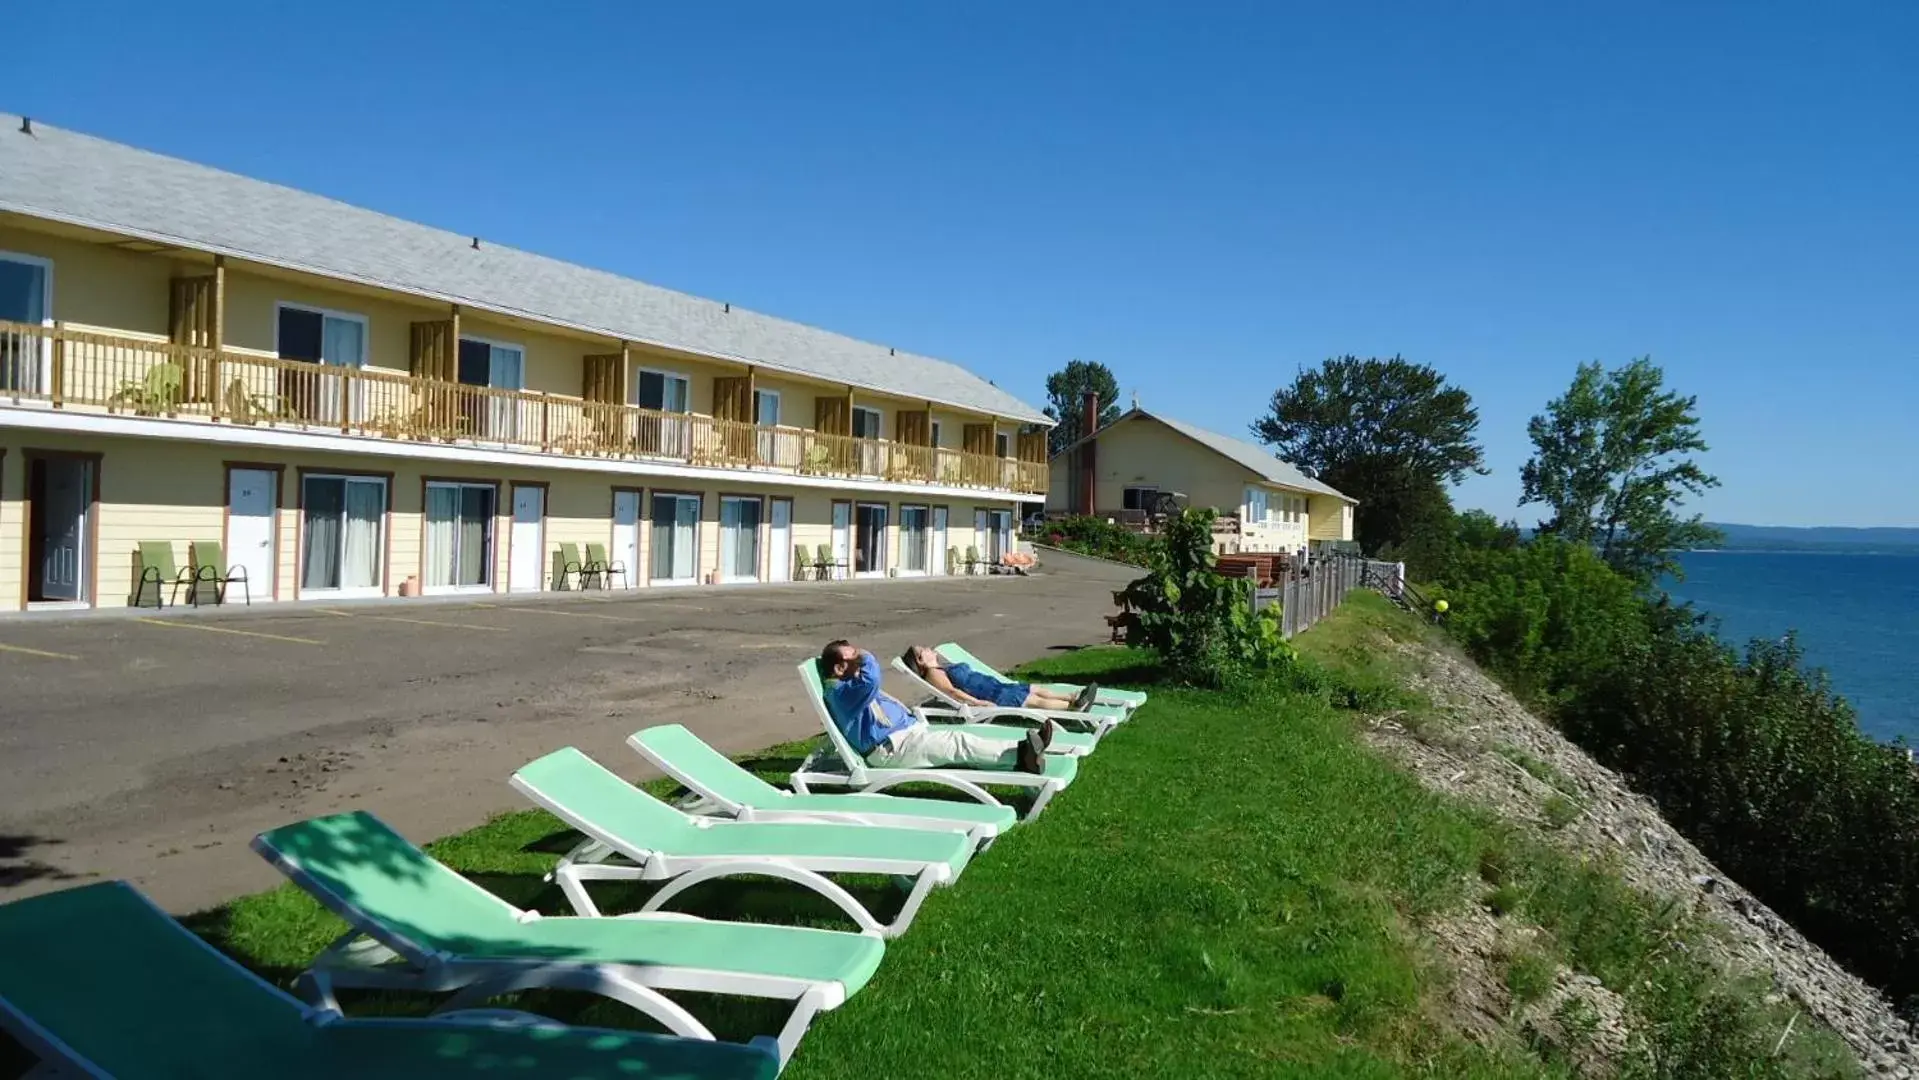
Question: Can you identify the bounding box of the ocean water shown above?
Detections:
[1666,552,1919,743]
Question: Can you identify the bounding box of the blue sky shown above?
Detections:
[12,3,1916,526]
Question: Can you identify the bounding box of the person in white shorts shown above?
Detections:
[817,639,1054,772]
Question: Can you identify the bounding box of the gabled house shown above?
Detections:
[0,115,1051,610]
[1046,405,1355,554]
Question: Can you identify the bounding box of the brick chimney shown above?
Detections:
[1079,390,1099,516]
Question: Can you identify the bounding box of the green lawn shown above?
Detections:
[6,594,1856,1078]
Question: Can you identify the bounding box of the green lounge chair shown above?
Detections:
[629,723,1017,840]
[937,641,1149,711]
[252,810,883,1067]
[190,538,251,606]
[790,660,1077,823]
[133,540,213,608]
[0,880,778,1079]
[511,747,974,938]
[889,655,1122,742]
[587,541,629,589]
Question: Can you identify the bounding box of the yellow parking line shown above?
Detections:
[315,608,509,633]
[470,602,636,623]
[134,618,323,646]
[0,641,80,661]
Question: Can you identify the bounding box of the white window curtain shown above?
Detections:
[652,494,699,581]
[720,498,762,581]
[486,345,524,441]
[320,316,364,367]
[341,480,384,589]
[425,485,458,588]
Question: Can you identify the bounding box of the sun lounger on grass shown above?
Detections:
[790,660,1078,823]
[630,723,1018,840]
[0,880,779,1079]
[889,655,1123,742]
[511,747,975,938]
[252,809,883,1068]
[936,641,1149,711]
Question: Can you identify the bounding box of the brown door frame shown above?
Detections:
[21,449,104,609]
[222,461,285,602]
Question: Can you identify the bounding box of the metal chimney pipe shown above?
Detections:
[1079,390,1099,516]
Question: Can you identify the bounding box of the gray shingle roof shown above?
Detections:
[1066,408,1353,501]
[0,114,1049,424]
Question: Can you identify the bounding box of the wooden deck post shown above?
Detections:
[209,255,226,421]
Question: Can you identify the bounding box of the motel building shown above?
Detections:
[0,116,1050,612]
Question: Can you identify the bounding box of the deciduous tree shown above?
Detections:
[1043,360,1122,456]
[1520,358,1720,582]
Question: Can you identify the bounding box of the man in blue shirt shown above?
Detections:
[818,639,1050,773]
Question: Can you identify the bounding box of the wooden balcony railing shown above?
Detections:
[0,320,1048,494]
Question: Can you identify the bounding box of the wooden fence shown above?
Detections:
[1252,555,1406,639]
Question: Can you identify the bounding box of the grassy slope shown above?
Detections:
[4,594,1856,1078]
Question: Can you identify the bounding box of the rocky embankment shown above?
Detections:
[1370,636,1915,1077]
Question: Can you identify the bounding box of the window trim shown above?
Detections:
[854,500,890,577]
[456,333,528,391]
[0,249,54,324]
[851,405,884,440]
[753,388,782,427]
[929,419,944,447]
[274,301,370,367]
[1122,485,1160,513]
[897,503,931,575]
[717,493,767,584]
[994,430,1011,459]
[0,250,55,395]
[294,469,391,600]
[420,478,501,595]
[647,489,704,586]
[633,366,692,413]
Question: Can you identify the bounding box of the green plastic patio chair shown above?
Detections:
[251,810,882,1068]
[0,880,779,1079]
[586,541,628,589]
[629,723,1017,839]
[189,539,251,606]
[789,660,1077,823]
[133,540,212,609]
[556,541,598,590]
[813,543,835,581]
[937,641,1149,711]
[510,747,976,938]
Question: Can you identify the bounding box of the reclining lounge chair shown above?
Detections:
[251,809,883,1067]
[935,641,1148,711]
[629,723,1018,839]
[511,747,978,938]
[0,880,779,1079]
[789,660,1077,823]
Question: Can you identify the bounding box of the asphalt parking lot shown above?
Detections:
[0,555,1136,912]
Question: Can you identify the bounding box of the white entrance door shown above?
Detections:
[931,506,949,575]
[830,502,851,581]
[612,490,641,589]
[227,468,277,600]
[509,485,545,592]
[768,498,793,582]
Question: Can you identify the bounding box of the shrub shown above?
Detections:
[1029,515,1160,567]
[1117,508,1291,687]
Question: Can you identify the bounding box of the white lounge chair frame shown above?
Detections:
[628,728,1006,842]
[251,831,863,1067]
[510,753,972,939]
[788,661,1071,823]
[889,655,1120,743]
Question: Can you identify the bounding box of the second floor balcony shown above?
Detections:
[0,320,1050,496]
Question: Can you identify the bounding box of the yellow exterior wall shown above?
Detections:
[460,314,588,400]
[0,223,175,337]
[0,450,19,611]
[224,269,443,373]
[1080,417,1254,516]
[1308,494,1355,542]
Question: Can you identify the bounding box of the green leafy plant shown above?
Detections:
[1118,507,1293,686]
[1031,514,1161,567]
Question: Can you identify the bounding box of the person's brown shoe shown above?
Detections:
[1036,719,1059,749]
[1017,730,1047,774]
